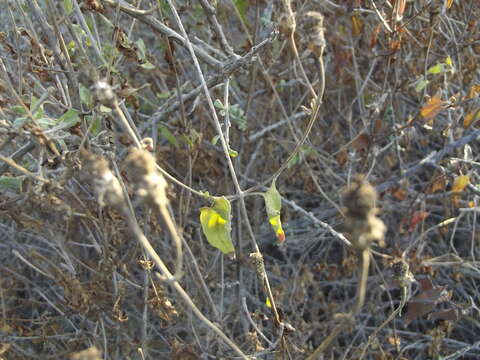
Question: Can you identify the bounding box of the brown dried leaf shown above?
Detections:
[420,91,446,125]
[463,108,480,128]
[404,278,450,325]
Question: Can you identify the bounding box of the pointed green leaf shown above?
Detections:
[263,181,285,242]
[200,197,235,255]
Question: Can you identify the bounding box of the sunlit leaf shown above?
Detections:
[265,297,272,308]
[263,180,285,242]
[200,197,235,255]
[463,108,480,128]
[447,0,454,9]
[228,148,238,158]
[427,63,444,75]
[451,175,470,193]
[420,91,445,125]
[351,14,363,37]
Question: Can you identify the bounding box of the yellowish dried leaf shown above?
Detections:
[463,108,480,128]
[351,14,363,37]
[468,84,480,99]
[451,175,470,193]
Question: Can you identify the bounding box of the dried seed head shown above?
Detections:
[343,175,377,220]
[343,175,386,249]
[80,148,125,208]
[303,11,325,58]
[124,147,168,207]
[92,79,116,108]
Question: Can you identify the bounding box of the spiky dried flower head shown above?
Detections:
[79,148,125,208]
[124,147,168,207]
[343,175,386,249]
[302,11,325,58]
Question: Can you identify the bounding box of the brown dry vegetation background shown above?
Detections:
[1,0,480,359]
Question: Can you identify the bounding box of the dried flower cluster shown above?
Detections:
[343,175,386,250]
[301,11,326,58]
[79,148,125,208]
[124,147,168,208]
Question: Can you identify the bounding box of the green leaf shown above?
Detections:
[57,109,80,127]
[200,197,235,255]
[135,38,147,60]
[211,134,220,145]
[0,176,23,192]
[228,148,238,157]
[140,61,155,70]
[427,63,444,75]
[158,124,179,148]
[38,117,56,129]
[414,77,429,93]
[63,0,73,15]
[263,180,285,242]
[79,84,93,107]
[87,115,101,135]
[233,0,249,25]
[214,99,224,109]
[12,106,26,115]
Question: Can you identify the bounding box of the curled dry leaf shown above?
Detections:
[404,277,451,325]
[420,91,446,125]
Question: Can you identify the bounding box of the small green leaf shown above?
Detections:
[12,106,26,115]
[414,77,429,93]
[99,105,112,113]
[158,124,179,148]
[0,176,23,192]
[263,180,285,242]
[57,109,80,127]
[79,84,93,107]
[135,39,147,60]
[63,0,73,15]
[140,61,155,70]
[445,56,453,67]
[228,148,238,158]
[88,115,101,135]
[427,63,444,75]
[200,197,235,255]
[38,117,56,129]
[214,99,224,109]
[211,134,220,145]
